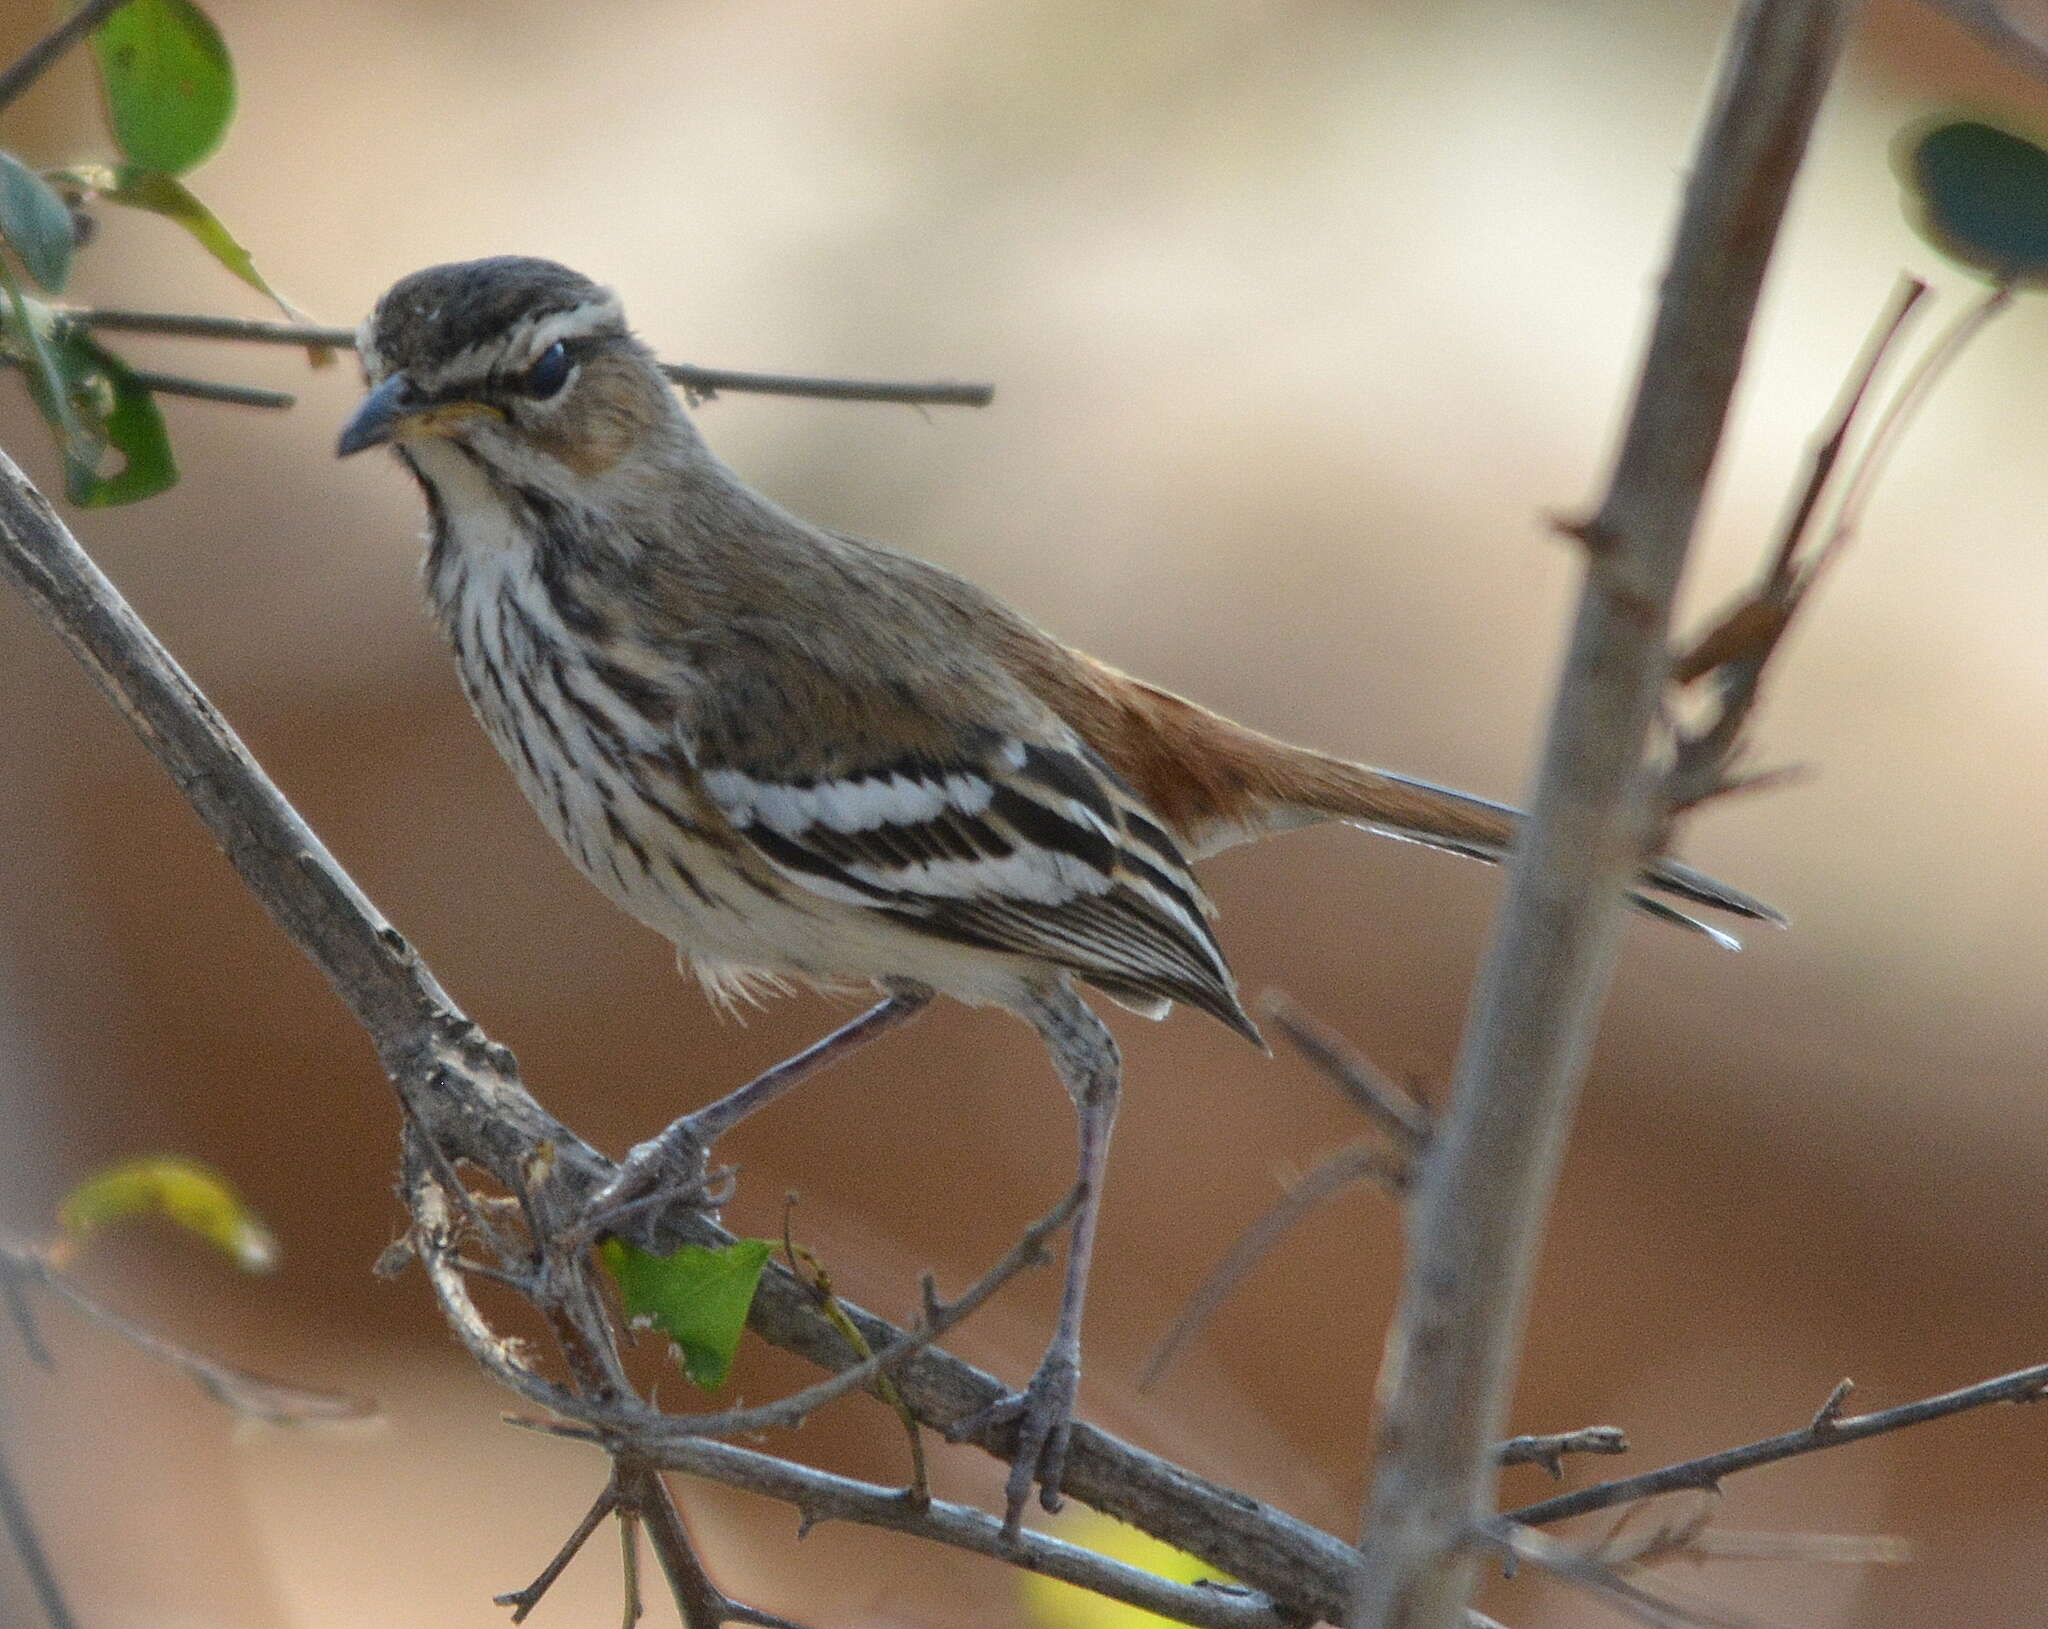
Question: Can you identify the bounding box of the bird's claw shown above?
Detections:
[946,1352,1079,1540]
[576,1129,715,1248]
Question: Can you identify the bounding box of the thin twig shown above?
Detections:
[496,1478,620,1622]
[125,370,295,409]
[1476,1519,1771,1629]
[59,310,356,348]
[617,1189,1078,1443]
[1350,7,1854,1627]
[54,308,995,409]
[1507,1359,2048,1527]
[0,1431,78,1629]
[1911,0,2048,83]
[0,355,294,411]
[1262,990,1431,1151]
[0,0,127,118]
[782,1200,930,1503]
[0,1261,52,1368]
[1140,1143,1399,1392]
[2,1239,372,1423]
[600,1433,1302,1629]
[1664,278,1926,810]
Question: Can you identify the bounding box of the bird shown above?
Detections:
[337,256,1779,1533]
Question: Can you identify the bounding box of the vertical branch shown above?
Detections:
[1349,6,1855,1627]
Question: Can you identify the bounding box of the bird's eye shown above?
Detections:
[523,342,572,399]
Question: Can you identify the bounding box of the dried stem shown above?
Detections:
[1263,990,1432,1152]
[1140,1142,1400,1392]
[124,369,295,409]
[1912,0,2048,81]
[1350,6,1855,1626]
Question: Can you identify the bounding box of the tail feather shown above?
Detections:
[1047,663,1782,946]
[1306,763,1784,945]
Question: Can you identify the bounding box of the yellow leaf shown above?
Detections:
[1020,1510,1227,1629]
[57,1155,278,1271]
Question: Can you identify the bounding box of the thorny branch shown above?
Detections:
[1507,1361,2048,1527]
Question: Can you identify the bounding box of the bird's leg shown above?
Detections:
[947,982,1120,1540]
[584,982,934,1236]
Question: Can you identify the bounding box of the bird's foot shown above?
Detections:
[573,1123,721,1250]
[945,1350,1079,1541]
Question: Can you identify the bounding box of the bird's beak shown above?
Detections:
[337,372,503,457]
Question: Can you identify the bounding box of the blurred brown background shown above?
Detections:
[3,1,2047,1624]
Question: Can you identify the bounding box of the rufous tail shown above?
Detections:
[1073,666,1783,946]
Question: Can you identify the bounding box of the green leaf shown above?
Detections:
[0,258,85,453]
[68,336,177,506]
[57,1155,278,1270]
[601,1237,773,1390]
[0,152,74,291]
[0,276,178,506]
[1900,118,2048,282]
[91,0,236,176]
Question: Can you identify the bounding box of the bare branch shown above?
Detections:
[1912,0,2048,81]
[1508,1358,2048,1527]
[1808,1377,1854,1433]
[615,1188,1077,1443]
[1351,7,1855,1626]
[1476,1520,1769,1629]
[1141,1142,1399,1393]
[1495,1427,1628,1480]
[618,1435,1302,1629]
[0,0,127,117]
[1263,990,1431,1151]
[0,1432,78,1629]
[496,1479,619,1623]
[53,307,995,409]
[124,370,296,410]
[2,1241,373,1424]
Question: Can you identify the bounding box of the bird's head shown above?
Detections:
[338,256,683,488]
